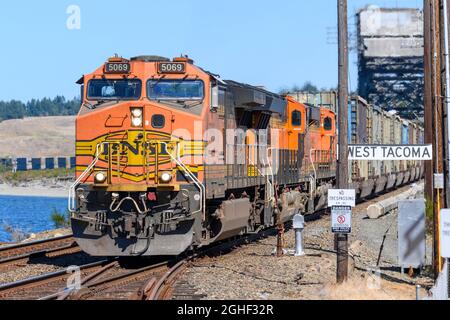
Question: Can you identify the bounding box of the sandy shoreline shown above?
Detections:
[0,184,68,198]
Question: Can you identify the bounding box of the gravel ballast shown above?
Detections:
[179,184,434,300]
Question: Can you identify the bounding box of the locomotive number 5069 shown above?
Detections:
[104,62,130,74]
[158,62,185,74]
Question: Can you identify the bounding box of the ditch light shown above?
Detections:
[94,172,107,184]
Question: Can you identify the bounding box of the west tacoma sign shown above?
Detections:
[348,145,433,161]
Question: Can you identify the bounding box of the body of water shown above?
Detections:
[0,195,68,242]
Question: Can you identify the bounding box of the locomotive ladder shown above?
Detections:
[159,141,206,221]
[68,142,107,212]
[68,141,125,213]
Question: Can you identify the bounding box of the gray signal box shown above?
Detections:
[398,200,426,269]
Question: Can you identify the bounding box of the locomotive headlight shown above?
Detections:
[132,108,142,118]
[132,116,143,127]
[94,172,107,184]
[131,108,143,127]
[159,172,172,183]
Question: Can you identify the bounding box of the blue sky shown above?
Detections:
[0,0,422,101]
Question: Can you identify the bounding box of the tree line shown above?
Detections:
[279,82,354,96]
[0,96,81,122]
[0,82,333,122]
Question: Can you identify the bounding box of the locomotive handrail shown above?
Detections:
[309,148,318,182]
[160,141,206,221]
[247,145,274,204]
[68,142,105,212]
[264,147,275,202]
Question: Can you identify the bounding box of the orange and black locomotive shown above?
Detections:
[70,55,419,257]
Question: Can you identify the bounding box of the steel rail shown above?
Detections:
[78,261,169,290]
[145,260,187,300]
[0,234,74,256]
[40,261,119,300]
[0,242,80,268]
[0,260,107,296]
[48,260,172,300]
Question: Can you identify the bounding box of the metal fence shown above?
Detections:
[0,157,75,171]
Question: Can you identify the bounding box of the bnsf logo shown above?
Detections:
[102,141,170,156]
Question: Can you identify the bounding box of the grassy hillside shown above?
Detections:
[0,116,75,158]
[0,168,75,184]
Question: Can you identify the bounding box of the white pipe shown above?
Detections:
[294,228,305,256]
[444,0,450,193]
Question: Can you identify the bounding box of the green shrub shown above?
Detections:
[50,208,71,228]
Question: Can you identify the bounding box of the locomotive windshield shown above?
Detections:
[147,79,204,101]
[87,79,142,100]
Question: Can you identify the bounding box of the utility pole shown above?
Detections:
[424,0,446,276]
[337,0,349,284]
[424,0,438,277]
[432,0,445,275]
[433,0,446,275]
[424,1,434,213]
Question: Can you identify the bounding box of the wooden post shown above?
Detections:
[337,0,349,284]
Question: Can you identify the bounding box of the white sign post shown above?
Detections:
[328,189,356,207]
[440,209,450,258]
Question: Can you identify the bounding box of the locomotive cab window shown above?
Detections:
[147,79,204,101]
[291,110,302,127]
[87,79,142,100]
[323,117,333,131]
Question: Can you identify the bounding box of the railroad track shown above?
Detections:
[0,260,108,300]
[0,234,84,274]
[142,227,282,301]
[0,233,107,300]
[142,260,190,300]
[58,259,172,300]
[48,257,213,300]
[0,225,279,300]
[0,234,77,262]
[0,184,419,300]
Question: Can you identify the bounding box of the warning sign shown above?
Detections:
[331,206,352,234]
[328,189,356,207]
